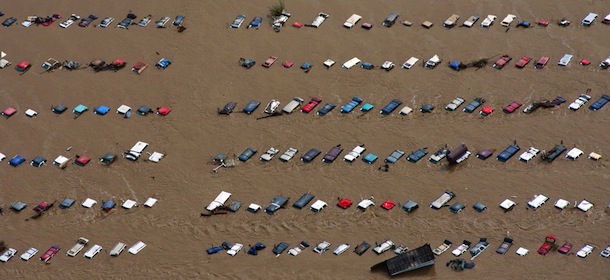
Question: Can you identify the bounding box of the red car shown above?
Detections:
[534,56,550,69]
[493,55,512,69]
[515,56,532,68]
[337,198,352,209]
[40,245,60,262]
[33,201,49,213]
[480,106,494,116]
[301,97,322,113]
[503,100,522,113]
[282,61,294,68]
[15,61,32,73]
[537,235,556,255]
[381,200,396,210]
[537,20,549,26]
[558,242,573,254]
[262,56,278,68]
[42,14,61,27]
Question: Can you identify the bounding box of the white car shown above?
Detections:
[600,246,610,258]
[576,244,594,258]
[279,148,298,162]
[373,240,394,254]
[500,14,517,27]
[260,147,280,161]
[527,194,549,209]
[344,145,366,162]
[452,241,471,256]
[313,241,331,254]
[333,244,350,255]
[401,57,419,69]
[568,94,591,110]
[558,54,573,66]
[99,17,114,28]
[0,248,17,262]
[227,243,243,256]
[463,15,479,27]
[59,14,81,28]
[381,61,395,71]
[20,247,38,261]
[445,97,465,111]
[481,15,497,27]
[519,147,540,162]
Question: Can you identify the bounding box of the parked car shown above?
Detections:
[568,94,591,110]
[259,147,279,161]
[117,13,137,29]
[248,16,262,29]
[541,144,567,162]
[137,15,152,27]
[173,15,185,26]
[265,196,289,214]
[156,16,170,28]
[78,14,98,27]
[534,56,550,69]
[381,61,395,71]
[515,56,532,68]
[589,95,610,111]
[59,14,80,28]
[496,238,513,255]
[2,17,18,27]
[313,241,331,254]
[576,244,594,258]
[262,56,278,68]
[0,248,17,262]
[407,148,428,163]
[497,144,520,162]
[385,149,405,163]
[317,102,336,116]
[462,15,479,27]
[469,238,490,260]
[373,240,394,254]
[40,245,60,262]
[463,97,485,113]
[98,17,114,28]
[429,146,449,164]
[493,55,512,69]
[503,100,522,113]
[382,13,399,27]
[600,246,610,258]
[380,99,403,115]
[322,145,343,163]
[341,96,363,113]
[481,15,497,27]
[558,242,573,254]
[282,97,304,114]
[20,247,38,261]
[237,148,257,162]
[242,100,261,114]
[230,15,246,28]
[301,97,322,113]
[227,243,243,256]
[445,97,465,111]
[279,148,298,162]
[301,148,321,163]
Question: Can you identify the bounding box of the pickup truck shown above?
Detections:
[67,237,89,257]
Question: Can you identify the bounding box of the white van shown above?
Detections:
[343,14,362,28]
[342,57,361,69]
[282,97,304,113]
[126,141,149,161]
[128,241,146,255]
[527,194,549,209]
[402,57,419,69]
[581,12,598,26]
[109,242,127,256]
[311,12,329,27]
[501,14,517,27]
[84,245,102,259]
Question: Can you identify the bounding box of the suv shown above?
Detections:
[382,13,399,27]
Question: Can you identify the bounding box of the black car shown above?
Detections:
[272,242,289,255]
[218,102,237,115]
[118,13,137,29]
[407,148,428,163]
[2,17,17,27]
[495,237,513,255]
[265,196,289,215]
[301,148,321,163]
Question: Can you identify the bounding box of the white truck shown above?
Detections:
[67,237,89,257]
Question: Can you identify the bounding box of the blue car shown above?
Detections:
[238,148,257,162]
[242,100,261,114]
[407,148,428,163]
[464,97,486,113]
[380,99,403,115]
[496,145,520,162]
[589,94,610,111]
[317,102,336,116]
[341,96,363,113]
[385,149,405,163]
[301,148,321,163]
[248,16,262,29]
[156,58,172,69]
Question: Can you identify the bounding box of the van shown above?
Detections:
[382,13,399,27]
[343,14,362,28]
[128,241,146,255]
[581,12,598,26]
[500,14,516,27]
[125,141,149,161]
[109,242,127,256]
[402,57,419,69]
[84,245,102,259]
[342,57,361,69]
[527,194,548,209]
[282,97,304,113]
[430,190,456,209]
[603,13,610,24]
[558,54,573,66]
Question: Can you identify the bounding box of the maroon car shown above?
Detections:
[40,245,60,262]
[322,145,344,163]
[33,201,49,213]
[493,55,512,69]
[515,56,532,68]
[301,97,322,113]
[503,100,522,113]
[558,242,572,254]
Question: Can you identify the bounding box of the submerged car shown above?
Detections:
[237,148,257,162]
[230,15,246,28]
[265,196,289,215]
